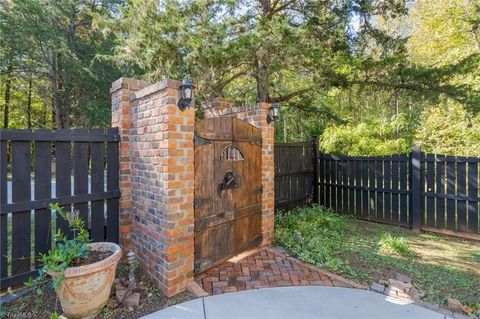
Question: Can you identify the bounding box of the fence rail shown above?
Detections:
[0,128,120,290]
[275,139,480,240]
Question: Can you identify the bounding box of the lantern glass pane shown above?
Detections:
[183,87,192,99]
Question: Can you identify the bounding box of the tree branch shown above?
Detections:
[270,86,312,102]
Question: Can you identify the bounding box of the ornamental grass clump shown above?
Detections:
[377,232,416,258]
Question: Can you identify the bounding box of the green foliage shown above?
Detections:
[30,203,91,290]
[415,103,480,157]
[377,232,415,258]
[319,114,415,155]
[275,205,351,273]
[0,0,123,129]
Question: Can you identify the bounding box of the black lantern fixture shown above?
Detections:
[266,103,280,124]
[178,79,194,111]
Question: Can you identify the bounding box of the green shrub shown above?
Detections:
[274,205,351,273]
[377,232,416,258]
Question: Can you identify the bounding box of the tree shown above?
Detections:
[0,0,123,129]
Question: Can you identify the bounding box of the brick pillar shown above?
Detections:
[111,78,195,297]
[203,99,275,246]
[111,77,151,252]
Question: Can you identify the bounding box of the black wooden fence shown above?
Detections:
[0,128,120,290]
[274,139,480,240]
[319,148,480,238]
[274,140,317,211]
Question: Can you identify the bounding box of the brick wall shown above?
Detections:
[111,77,151,252]
[203,98,275,246]
[111,78,194,297]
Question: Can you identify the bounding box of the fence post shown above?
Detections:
[311,136,319,204]
[410,146,422,232]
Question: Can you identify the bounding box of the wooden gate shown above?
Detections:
[194,117,262,273]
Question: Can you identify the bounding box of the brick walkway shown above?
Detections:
[195,248,366,295]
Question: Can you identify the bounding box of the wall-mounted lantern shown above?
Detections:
[266,103,280,124]
[178,79,194,111]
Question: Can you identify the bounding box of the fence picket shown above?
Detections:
[376,159,384,221]
[425,154,435,227]
[0,140,7,280]
[34,138,52,267]
[384,157,391,222]
[436,156,446,229]
[467,161,479,234]
[446,157,456,231]
[457,161,467,233]
[11,140,31,275]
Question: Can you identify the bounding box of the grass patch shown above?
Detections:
[275,205,480,309]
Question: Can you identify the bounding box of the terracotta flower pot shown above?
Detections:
[49,242,122,319]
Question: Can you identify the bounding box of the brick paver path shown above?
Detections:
[195,248,366,295]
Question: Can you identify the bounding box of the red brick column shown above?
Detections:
[111,78,195,297]
[203,99,275,246]
[111,77,151,252]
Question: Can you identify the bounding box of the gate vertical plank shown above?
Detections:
[399,156,408,225]
[391,158,399,223]
[426,154,435,227]
[0,140,8,279]
[56,130,72,238]
[467,161,478,234]
[91,128,105,241]
[446,156,456,231]
[34,138,51,267]
[384,157,391,222]
[436,156,446,229]
[457,160,467,233]
[73,128,90,224]
[376,158,384,221]
[11,140,31,275]
[106,128,119,243]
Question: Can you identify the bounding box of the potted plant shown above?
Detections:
[31,203,122,319]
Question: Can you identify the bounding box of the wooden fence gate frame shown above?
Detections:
[194,117,263,274]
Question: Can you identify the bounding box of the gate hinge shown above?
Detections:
[194,136,212,145]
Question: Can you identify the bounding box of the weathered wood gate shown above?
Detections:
[194,117,262,273]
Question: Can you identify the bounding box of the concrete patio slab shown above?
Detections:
[141,286,448,319]
[140,298,204,319]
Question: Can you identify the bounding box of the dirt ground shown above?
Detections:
[1,262,193,319]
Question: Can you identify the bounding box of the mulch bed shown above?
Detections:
[1,261,193,319]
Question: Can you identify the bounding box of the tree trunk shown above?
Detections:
[3,77,11,129]
[27,78,33,130]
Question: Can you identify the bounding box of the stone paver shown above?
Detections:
[195,248,365,295]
